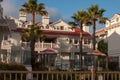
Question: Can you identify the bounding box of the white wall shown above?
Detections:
[51,20,72,31]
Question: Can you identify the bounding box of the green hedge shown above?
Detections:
[0,63,27,71]
[0,63,28,80]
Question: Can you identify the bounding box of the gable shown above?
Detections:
[50,19,72,31]
[111,14,120,20]
[111,14,120,23]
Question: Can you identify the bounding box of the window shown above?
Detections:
[84,39,91,44]
[28,25,31,28]
[65,27,68,30]
[46,25,49,29]
[84,39,88,44]
[60,26,64,30]
[74,40,78,44]
[69,39,72,44]
[57,27,59,30]
[4,34,8,40]
[116,18,119,22]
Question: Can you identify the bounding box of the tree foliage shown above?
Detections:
[87,4,107,50]
[20,0,47,70]
[21,26,45,42]
[72,10,90,70]
[97,40,108,55]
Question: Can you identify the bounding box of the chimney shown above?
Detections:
[42,15,50,27]
[19,11,27,21]
[83,24,89,33]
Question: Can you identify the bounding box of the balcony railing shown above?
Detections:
[0,71,120,80]
[21,42,58,49]
[1,40,92,52]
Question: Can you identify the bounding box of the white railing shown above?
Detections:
[0,71,120,80]
[1,41,92,52]
[1,40,11,49]
[21,42,58,49]
[0,71,91,80]
[72,44,92,50]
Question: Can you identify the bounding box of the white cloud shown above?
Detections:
[28,7,62,22]
[1,0,62,22]
[1,0,19,18]
[46,7,62,22]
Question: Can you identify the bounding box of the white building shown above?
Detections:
[96,14,120,67]
[0,6,93,70]
[0,1,12,63]
[105,14,120,67]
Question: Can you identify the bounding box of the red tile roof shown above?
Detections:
[96,28,106,35]
[11,27,91,38]
[11,28,25,33]
[42,30,91,38]
[35,22,42,25]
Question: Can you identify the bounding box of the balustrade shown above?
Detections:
[0,71,120,80]
[21,42,58,49]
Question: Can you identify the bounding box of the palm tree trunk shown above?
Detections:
[92,20,97,73]
[92,19,97,70]
[30,11,35,70]
[92,20,96,50]
[79,24,83,70]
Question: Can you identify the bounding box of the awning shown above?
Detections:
[87,50,106,56]
[40,48,58,54]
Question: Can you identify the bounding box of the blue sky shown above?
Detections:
[1,0,120,29]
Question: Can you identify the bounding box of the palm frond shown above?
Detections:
[99,17,108,24]
[36,3,48,15]
[72,10,90,27]
[68,22,78,27]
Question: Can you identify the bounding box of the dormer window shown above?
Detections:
[46,25,49,29]
[106,22,108,26]
[60,26,64,30]
[57,27,59,30]
[111,20,114,23]
[116,18,119,22]
[65,27,68,30]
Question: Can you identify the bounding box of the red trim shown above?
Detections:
[41,49,57,54]
[88,50,106,56]
[11,27,91,38]
[96,29,105,34]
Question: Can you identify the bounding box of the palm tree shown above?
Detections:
[87,4,106,50]
[72,10,90,70]
[21,26,46,67]
[21,26,45,42]
[87,5,107,75]
[20,0,47,69]
[68,21,78,27]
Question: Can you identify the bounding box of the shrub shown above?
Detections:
[0,63,27,71]
[0,63,27,80]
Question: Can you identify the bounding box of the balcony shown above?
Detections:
[21,42,59,50]
[1,40,11,49]
[1,40,92,52]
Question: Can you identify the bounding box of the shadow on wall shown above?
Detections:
[107,31,120,54]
